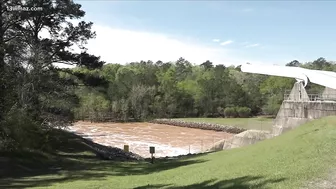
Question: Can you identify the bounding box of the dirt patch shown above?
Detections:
[67,121,233,158]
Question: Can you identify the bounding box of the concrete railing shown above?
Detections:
[284,93,336,102]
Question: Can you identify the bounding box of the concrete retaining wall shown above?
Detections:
[272,82,336,136]
[322,87,336,100]
[209,130,271,151]
[225,130,272,149]
[207,84,336,151]
[209,84,336,150]
[272,100,336,136]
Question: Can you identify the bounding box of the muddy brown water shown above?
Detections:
[67,121,233,158]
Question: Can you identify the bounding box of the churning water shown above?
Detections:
[67,121,233,158]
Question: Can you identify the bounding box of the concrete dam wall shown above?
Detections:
[272,100,336,136]
[272,83,336,136]
[211,84,336,151]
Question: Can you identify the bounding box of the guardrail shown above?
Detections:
[283,93,336,101]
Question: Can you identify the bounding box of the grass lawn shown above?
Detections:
[1,116,336,188]
[175,117,274,130]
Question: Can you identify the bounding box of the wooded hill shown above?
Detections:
[68,57,335,122]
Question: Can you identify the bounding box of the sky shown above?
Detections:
[72,0,336,66]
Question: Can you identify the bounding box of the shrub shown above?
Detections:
[224,107,237,118]
[236,107,251,118]
[1,107,47,151]
[217,107,224,117]
[262,95,282,115]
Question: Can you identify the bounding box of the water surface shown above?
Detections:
[68,121,233,158]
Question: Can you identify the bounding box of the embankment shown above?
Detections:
[149,119,246,134]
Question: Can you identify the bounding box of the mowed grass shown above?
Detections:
[1,116,336,188]
[175,117,274,130]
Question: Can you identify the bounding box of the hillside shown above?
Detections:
[1,117,336,188]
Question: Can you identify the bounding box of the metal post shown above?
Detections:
[124,145,129,152]
[149,146,155,164]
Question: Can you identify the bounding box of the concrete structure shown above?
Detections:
[208,64,336,150]
[285,82,310,101]
[322,87,336,100]
[223,130,271,149]
[241,63,336,136]
[272,82,310,136]
[272,82,336,136]
[208,130,271,151]
[204,63,336,151]
[208,82,336,151]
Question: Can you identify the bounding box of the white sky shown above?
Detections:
[84,24,254,66]
[42,21,268,68]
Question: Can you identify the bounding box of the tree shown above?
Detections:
[0,0,26,123]
[0,0,103,150]
[260,76,295,115]
[200,60,213,70]
[81,92,109,122]
[175,57,192,81]
[286,60,301,67]
[70,56,336,120]
[129,85,155,120]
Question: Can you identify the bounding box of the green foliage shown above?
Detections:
[129,85,156,120]
[259,76,295,115]
[217,107,225,117]
[71,57,336,121]
[1,107,46,150]
[236,107,251,118]
[224,107,238,118]
[74,89,110,121]
[224,107,251,118]
[0,0,103,150]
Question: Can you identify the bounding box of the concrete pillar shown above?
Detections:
[287,82,309,101]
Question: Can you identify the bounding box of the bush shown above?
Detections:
[224,107,237,118]
[236,107,251,118]
[224,106,251,118]
[217,107,224,117]
[0,107,47,151]
[262,95,282,115]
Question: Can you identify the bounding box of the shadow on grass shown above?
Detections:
[133,184,173,189]
[134,176,287,189]
[0,172,105,189]
[0,129,208,188]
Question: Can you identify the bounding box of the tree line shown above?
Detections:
[0,0,335,151]
[69,57,336,122]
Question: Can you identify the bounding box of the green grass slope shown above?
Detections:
[175,117,274,130]
[1,116,336,189]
